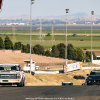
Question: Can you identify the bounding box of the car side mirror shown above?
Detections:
[87,74,89,76]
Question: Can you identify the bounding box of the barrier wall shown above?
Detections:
[65,62,82,72]
[92,60,100,65]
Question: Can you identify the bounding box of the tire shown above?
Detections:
[17,78,24,87]
[23,78,25,86]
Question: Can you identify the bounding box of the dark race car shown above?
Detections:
[86,70,100,85]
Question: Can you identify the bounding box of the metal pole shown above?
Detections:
[30,0,32,74]
[65,13,67,65]
[91,11,95,68]
[40,19,41,43]
[91,14,92,68]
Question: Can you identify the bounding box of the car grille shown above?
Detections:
[0,74,17,79]
[88,80,100,85]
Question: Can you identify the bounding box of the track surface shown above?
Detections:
[0,86,100,100]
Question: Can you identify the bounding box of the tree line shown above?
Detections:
[0,36,97,62]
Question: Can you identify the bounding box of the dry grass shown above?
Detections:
[25,69,96,86]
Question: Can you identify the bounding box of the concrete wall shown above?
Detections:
[93,60,100,65]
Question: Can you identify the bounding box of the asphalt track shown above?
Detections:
[0,86,100,100]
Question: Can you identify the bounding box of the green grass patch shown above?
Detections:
[0,29,100,49]
[0,29,100,34]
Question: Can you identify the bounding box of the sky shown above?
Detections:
[0,0,100,17]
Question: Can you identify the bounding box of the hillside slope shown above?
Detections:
[0,50,74,67]
[25,69,94,86]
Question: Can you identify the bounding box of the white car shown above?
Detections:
[62,81,73,86]
[0,64,25,87]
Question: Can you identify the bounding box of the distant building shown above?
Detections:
[73,23,76,25]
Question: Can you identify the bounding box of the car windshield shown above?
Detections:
[0,66,20,71]
[90,71,100,75]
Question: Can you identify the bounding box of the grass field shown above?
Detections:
[0,29,100,49]
[0,29,100,35]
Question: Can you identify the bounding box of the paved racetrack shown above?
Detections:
[0,86,100,100]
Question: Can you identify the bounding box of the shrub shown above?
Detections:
[33,44,45,55]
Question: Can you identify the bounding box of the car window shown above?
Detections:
[0,67,4,70]
[11,66,20,71]
[90,71,100,75]
[0,65,20,71]
[90,72,96,75]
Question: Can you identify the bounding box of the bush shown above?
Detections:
[45,50,51,56]
[33,44,45,55]
[46,33,51,36]
[31,72,35,75]
[14,42,21,50]
[22,45,28,53]
[83,48,87,50]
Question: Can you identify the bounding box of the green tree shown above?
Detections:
[4,36,13,49]
[51,45,59,57]
[0,37,4,49]
[57,43,65,51]
[67,44,75,60]
[14,42,21,50]
[59,48,65,58]
[86,51,97,61]
[26,44,30,53]
[84,55,90,62]
[22,45,28,53]
[93,52,97,60]
[86,51,91,60]
[76,48,84,61]
[31,47,34,54]
[45,50,51,56]
[33,44,45,55]
[72,49,77,60]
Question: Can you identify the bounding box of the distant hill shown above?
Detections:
[0,12,100,20]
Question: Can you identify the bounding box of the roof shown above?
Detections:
[23,60,36,63]
[96,55,100,57]
[0,64,19,67]
[92,70,100,72]
[62,81,73,83]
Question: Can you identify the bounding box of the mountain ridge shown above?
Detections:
[0,12,100,20]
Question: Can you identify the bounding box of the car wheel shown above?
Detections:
[23,78,25,86]
[17,78,24,87]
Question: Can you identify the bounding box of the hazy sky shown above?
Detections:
[0,0,100,17]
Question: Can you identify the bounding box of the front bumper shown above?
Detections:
[87,80,100,85]
[0,79,21,84]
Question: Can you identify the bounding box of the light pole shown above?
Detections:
[30,0,35,74]
[91,11,94,68]
[65,9,69,71]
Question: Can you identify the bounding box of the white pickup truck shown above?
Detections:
[0,64,25,87]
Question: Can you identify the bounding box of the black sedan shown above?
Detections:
[85,70,100,85]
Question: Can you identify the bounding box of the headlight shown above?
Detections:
[17,73,21,79]
[89,77,92,79]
